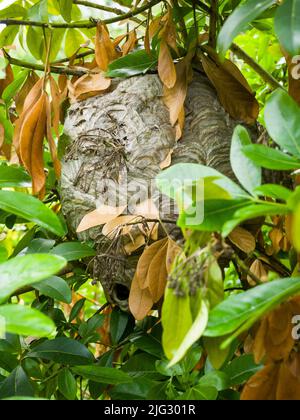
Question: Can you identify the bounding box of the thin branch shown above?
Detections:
[230,43,282,90]
[0,0,162,29]
[209,0,218,48]
[73,0,142,24]
[52,50,94,64]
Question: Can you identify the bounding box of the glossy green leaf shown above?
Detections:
[180,385,218,400]
[217,0,276,58]
[265,89,300,157]
[0,305,55,337]
[0,254,67,303]
[230,125,261,194]
[254,184,293,201]
[58,0,73,22]
[72,365,132,384]
[27,337,94,365]
[205,277,300,337]
[0,367,33,400]
[274,0,300,56]
[0,26,19,48]
[107,50,157,78]
[198,371,230,391]
[0,190,66,236]
[223,354,263,386]
[33,276,72,304]
[58,369,77,400]
[50,241,95,261]
[65,29,85,57]
[0,164,31,188]
[0,4,27,18]
[242,144,300,170]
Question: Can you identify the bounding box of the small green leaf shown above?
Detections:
[274,0,300,56]
[33,276,72,304]
[230,126,261,195]
[58,369,77,400]
[242,144,300,170]
[72,365,132,384]
[0,164,31,188]
[222,354,263,386]
[205,277,300,337]
[254,184,292,201]
[265,89,300,157]
[50,242,95,261]
[69,298,85,322]
[0,254,67,303]
[107,50,157,78]
[0,190,66,236]
[180,385,218,400]
[27,337,94,365]
[0,305,55,337]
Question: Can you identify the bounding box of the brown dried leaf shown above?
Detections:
[166,238,182,274]
[102,215,137,238]
[77,204,127,233]
[276,355,300,400]
[128,272,153,320]
[269,228,284,255]
[159,150,173,169]
[45,94,61,178]
[15,71,39,115]
[124,234,146,255]
[200,52,259,124]
[0,64,13,96]
[253,317,268,363]
[95,23,117,71]
[158,40,176,89]
[241,363,280,400]
[147,240,169,302]
[122,30,137,56]
[19,92,47,194]
[49,75,62,138]
[229,226,256,253]
[71,73,111,101]
[247,259,268,286]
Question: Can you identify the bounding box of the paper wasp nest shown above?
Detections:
[60,72,255,310]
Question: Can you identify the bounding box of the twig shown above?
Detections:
[209,0,218,48]
[0,0,162,29]
[230,43,282,90]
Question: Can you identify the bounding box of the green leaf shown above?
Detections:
[217,0,276,58]
[0,305,55,337]
[292,202,300,252]
[198,371,230,391]
[168,300,209,367]
[0,254,67,303]
[72,365,132,384]
[58,0,73,22]
[27,337,94,365]
[26,238,55,254]
[274,0,300,56]
[0,246,8,263]
[50,242,95,261]
[162,286,193,360]
[242,144,300,170]
[0,190,66,236]
[0,106,13,143]
[2,70,29,104]
[0,26,19,48]
[65,29,85,57]
[230,126,261,195]
[26,26,44,61]
[27,0,48,22]
[222,354,263,386]
[0,4,27,19]
[110,308,131,345]
[110,377,155,400]
[0,367,33,399]
[180,385,218,400]
[265,89,300,157]
[33,276,72,304]
[107,50,157,78]
[204,277,300,337]
[69,298,85,322]
[0,164,31,188]
[58,369,77,400]
[254,184,292,201]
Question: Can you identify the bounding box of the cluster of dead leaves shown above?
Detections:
[264,215,292,256]
[242,296,300,400]
[12,74,64,195]
[199,47,259,125]
[128,236,182,320]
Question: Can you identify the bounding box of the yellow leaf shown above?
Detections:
[158,40,176,89]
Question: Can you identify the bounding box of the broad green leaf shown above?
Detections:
[265,89,300,157]
[69,298,85,322]
[2,70,29,104]
[204,277,300,337]
[0,352,18,373]
[122,353,159,378]
[254,184,292,201]
[0,4,27,19]
[203,336,232,370]
[50,241,95,261]
[230,126,261,195]
[48,29,66,62]
[0,254,67,303]
[107,50,157,78]
[274,0,300,56]
[222,354,263,386]
[217,0,276,58]
[110,378,155,400]
[0,305,55,337]
[27,0,48,22]
[168,300,209,367]
[72,365,132,384]
[58,0,73,22]
[26,26,44,61]
[198,371,230,391]
[58,369,77,400]
[65,29,85,57]
[162,286,193,360]
[110,308,131,345]
[156,163,248,200]
[26,238,55,254]
[33,276,72,304]
[0,190,66,236]
[180,385,218,400]
[0,367,33,400]
[242,144,300,170]
[0,26,19,48]
[178,199,250,232]
[222,202,289,236]
[0,164,31,188]
[27,337,94,365]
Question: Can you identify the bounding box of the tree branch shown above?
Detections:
[209,0,218,48]
[0,0,162,29]
[230,43,282,90]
